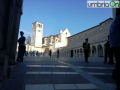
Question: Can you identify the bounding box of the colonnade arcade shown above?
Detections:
[60,43,105,58]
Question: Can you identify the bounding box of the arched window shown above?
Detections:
[38,24,40,27]
[41,25,42,28]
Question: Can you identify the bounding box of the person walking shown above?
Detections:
[36,51,38,56]
[109,8,120,90]
[49,49,52,58]
[57,49,59,58]
[83,38,90,63]
[104,36,114,64]
[16,31,25,62]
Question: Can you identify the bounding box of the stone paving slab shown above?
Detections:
[40,72,52,74]
[76,84,98,89]
[25,84,54,90]
[42,65,56,67]
[54,84,77,89]
[25,78,53,84]
[52,72,66,74]
[26,72,39,74]
[66,72,78,74]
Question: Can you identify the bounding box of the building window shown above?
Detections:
[66,32,67,34]
[41,25,42,28]
[38,24,40,28]
[38,30,40,32]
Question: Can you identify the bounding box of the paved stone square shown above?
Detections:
[2,57,116,90]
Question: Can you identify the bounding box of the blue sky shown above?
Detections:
[19,0,113,39]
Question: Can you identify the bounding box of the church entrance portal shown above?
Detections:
[44,48,49,55]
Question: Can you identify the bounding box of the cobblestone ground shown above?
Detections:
[2,56,116,90]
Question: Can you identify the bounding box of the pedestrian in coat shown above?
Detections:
[83,38,90,63]
[109,8,120,90]
[16,31,25,62]
[49,50,52,58]
[104,36,114,64]
[57,49,59,58]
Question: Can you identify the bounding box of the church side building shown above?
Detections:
[58,18,113,58]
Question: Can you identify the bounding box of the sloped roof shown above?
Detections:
[68,18,113,38]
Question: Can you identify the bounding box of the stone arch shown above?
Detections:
[97,44,103,57]
[92,45,96,57]
[74,49,76,57]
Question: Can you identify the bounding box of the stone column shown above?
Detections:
[82,48,84,57]
[96,48,98,57]
[9,9,23,64]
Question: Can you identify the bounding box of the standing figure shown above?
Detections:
[104,36,114,64]
[49,50,52,58]
[83,38,90,63]
[23,45,26,57]
[16,31,25,62]
[71,50,73,58]
[57,49,59,58]
[109,8,120,90]
[36,51,38,56]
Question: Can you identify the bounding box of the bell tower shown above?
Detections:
[31,21,43,47]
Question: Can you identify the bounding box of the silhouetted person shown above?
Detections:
[83,38,90,63]
[109,8,120,90]
[57,49,59,58]
[16,31,25,62]
[71,50,73,57]
[104,36,114,64]
[36,51,38,56]
[49,50,52,58]
[23,45,26,57]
